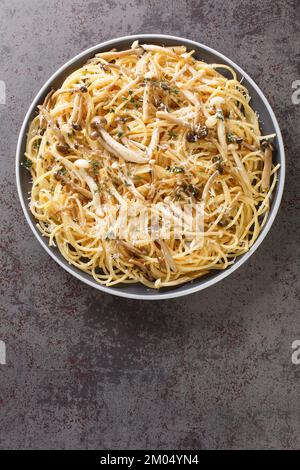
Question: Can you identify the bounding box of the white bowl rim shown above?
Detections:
[16,34,286,300]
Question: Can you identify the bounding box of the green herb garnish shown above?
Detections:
[166,166,184,173]
[227,133,236,142]
[91,160,100,175]
[33,139,41,150]
[57,166,67,176]
[23,158,33,170]
[168,130,177,138]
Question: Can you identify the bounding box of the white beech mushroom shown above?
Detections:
[140,44,177,57]
[90,116,148,164]
[217,111,228,161]
[95,47,144,60]
[156,110,191,129]
[229,144,254,196]
[142,81,152,122]
[202,170,219,201]
[147,127,160,159]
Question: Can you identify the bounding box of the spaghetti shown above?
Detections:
[24,42,279,288]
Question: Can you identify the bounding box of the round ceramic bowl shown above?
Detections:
[16,34,285,300]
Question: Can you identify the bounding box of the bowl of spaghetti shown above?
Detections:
[16,34,285,300]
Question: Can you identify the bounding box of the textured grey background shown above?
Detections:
[0,0,299,450]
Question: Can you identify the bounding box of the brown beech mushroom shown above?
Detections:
[56,143,70,154]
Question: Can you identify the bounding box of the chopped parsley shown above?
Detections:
[168,130,177,138]
[109,108,115,113]
[33,139,41,150]
[23,158,33,170]
[166,166,184,173]
[227,133,236,142]
[91,160,100,175]
[57,167,67,176]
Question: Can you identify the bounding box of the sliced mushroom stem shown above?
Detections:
[96,48,143,60]
[202,170,219,201]
[59,174,92,199]
[143,81,152,122]
[147,127,160,159]
[261,146,272,191]
[140,44,177,57]
[156,239,177,273]
[42,89,54,111]
[69,93,83,128]
[243,142,257,151]
[229,145,253,196]
[39,90,55,127]
[181,89,200,106]
[156,111,191,129]
[90,117,147,164]
[217,117,228,161]
[193,104,206,126]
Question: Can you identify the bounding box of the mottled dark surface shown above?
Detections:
[0,0,299,450]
